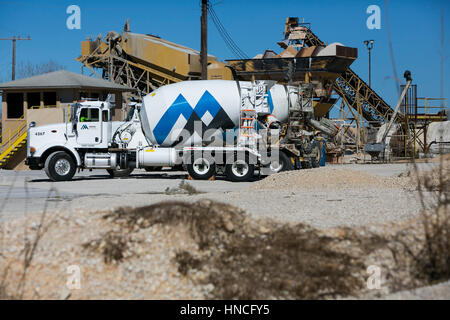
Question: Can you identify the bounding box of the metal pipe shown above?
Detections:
[381,71,412,143]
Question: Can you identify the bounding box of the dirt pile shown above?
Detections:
[0,207,203,299]
[0,200,376,299]
[251,167,410,191]
[102,200,369,299]
[1,197,448,299]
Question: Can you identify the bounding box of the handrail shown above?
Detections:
[0,114,24,133]
[0,114,25,141]
[416,98,447,115]
[29,104,57,109]
[0,121,27,151]
[0,130,27,166]
[0,104,65,161]
[0,104,60,141]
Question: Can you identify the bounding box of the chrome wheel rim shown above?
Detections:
[193,158,210,175]
[231,160,249,177]
[270,160,283,173]
[55,159,70,176]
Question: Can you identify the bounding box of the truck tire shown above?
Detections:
[311,145,321,168]
[311,157,319,168]
[271,151,294,173]
[44,151,76,182]
[225,155,254,182]
[107,168,134,178]
[186,154,215,180]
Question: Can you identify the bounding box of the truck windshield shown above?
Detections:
[79,108,100,122]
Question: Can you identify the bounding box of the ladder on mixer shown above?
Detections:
[238,104,257,148]
[238,82,269,148]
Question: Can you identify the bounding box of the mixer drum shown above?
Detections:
[140,80,289,147]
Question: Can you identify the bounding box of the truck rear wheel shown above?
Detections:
[225,155,254,182]
[271,151,294,173]
[44,151,76,182]
[311,145,321,168]
[186,155,215,180]
[107,168,134,178]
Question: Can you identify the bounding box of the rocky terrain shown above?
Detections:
[0,158,448,299]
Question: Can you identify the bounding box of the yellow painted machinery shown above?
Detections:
[77,20,232,99]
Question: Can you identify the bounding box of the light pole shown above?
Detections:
[364,39,374,88]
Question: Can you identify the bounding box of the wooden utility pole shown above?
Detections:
[0,36,31,80]
[200,0,208,80]
[440,6,444,109]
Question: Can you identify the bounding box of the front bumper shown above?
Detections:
[25,156,42,169]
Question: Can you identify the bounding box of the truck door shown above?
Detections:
[77,107,102,145]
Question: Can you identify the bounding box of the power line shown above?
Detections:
[208,5,248,59]
[384,0,400,97]
[209,7,248,59]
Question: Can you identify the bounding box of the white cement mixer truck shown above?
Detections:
[26,80,335,181]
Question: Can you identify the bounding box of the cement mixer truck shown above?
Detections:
[26,80,336,182]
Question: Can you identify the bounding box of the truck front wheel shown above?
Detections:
[44,151,76,182]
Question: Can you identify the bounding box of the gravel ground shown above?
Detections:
[0,163,433,228]
[378,280,450,300]
[0,208,206,299]
[203,188,421,228]
[0,161,448,299]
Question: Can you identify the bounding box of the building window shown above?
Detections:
[7,93,24,119]
[79,92,88,100]
[43,92,56,107]
[27,92,41,109]
[90,92,99,99]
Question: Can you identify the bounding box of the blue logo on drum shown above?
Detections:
[153,90,231,145]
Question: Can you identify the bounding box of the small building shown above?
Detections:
[0,70,135,169]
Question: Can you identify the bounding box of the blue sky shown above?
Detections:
[0,0,449,109]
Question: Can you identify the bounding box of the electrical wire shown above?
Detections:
[207,5,249,59]
[384,0,401,97]
[208,7,240,57]
[209,8,248,59]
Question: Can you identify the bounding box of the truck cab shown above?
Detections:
[26,100,120,180]
[67,100,113,148]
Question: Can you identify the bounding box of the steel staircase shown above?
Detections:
[0,117,27,168]
[303,28,394,125]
